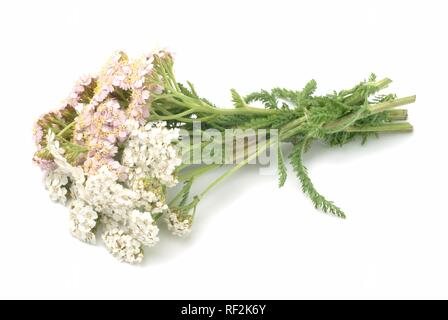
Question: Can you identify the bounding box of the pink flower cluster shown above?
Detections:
[81,99,128,178]
[33,50,171,177]
[73,51,162,178]
[32,106,78,171]
[67,75,97,107]
[32,73,97,170]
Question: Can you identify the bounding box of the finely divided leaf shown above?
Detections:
[277,143,287,187]
[179,178,194,207]
[245,90,278,109]
[231,89,247,108]
[301,79,317,99]
[186,81,199,98]
[290,137,346,218]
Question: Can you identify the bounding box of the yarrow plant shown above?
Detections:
[33,49,415,263]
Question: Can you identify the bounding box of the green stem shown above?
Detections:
[156,94,280,118]
[343,78,392,105]
[368,95,416,114]
[179,164,221,182]
[182,100,415,209]
[282,116,306,130]
[385,109,408,121]
[152,108,198,120]
[217,105,280,115]
[198,139,273,199]
[374,78,393,89]
[345,122,413,133]
[323,96,416,132]
[57,121,76,137]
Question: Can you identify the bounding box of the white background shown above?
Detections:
[0,0,447,299]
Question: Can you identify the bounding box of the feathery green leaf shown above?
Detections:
[277,143,287,187]
[290,136,346,218]
[231,89,247,108]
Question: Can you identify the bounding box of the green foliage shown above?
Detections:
[301,79,317,99]
[323,107,391,146]
[231,89,247,108]
[270,87,301,106]
[244,79,316,110]
[177,82,217,108]
[186,81,199,98]
[277,143,287,187]
[371,93,396,104]
[179,178,194,207]
[177,82,197,98]
[245,89,278,109]
[149,63,414,219]
[238,109,301,130]
[290,137,346,218]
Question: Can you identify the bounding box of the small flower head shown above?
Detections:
[166,209,193,237]
[69,200,98,244]
[97,51,131,92]
[122,120,182,187]
[45,169,70,204]
[128,209,159,247]
[32,104,78,170]
[102,227,143,264]
[66,75,97,107]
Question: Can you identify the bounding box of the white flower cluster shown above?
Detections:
[69,200,98,244]
[42,120,186,264]
[45,170,69,204]
[128,209,160,246]
[102,227,144,264]
[123,120,182,187]
[166,211,193,237]
[84,166,138,219]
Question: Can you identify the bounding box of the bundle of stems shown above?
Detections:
[149,55,415,219]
